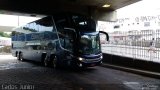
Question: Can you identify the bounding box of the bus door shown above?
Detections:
[54,15,76,65]
[57,29,75,61]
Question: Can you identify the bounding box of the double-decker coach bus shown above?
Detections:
[11,13,109,68]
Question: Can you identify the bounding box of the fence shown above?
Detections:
[101,29,160,63]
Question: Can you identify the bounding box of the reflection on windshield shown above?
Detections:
[72,15,96,31]
[79,34,100,54]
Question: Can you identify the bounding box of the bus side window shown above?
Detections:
[64,38,73,51]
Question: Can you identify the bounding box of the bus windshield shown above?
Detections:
[79,32,100,55]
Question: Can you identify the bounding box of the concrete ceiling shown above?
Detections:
[0,0,141,16]
[0,0,141,32]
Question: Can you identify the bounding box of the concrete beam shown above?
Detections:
[92,10,117,22]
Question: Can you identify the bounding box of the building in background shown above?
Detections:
[98,0,160,63]
[0,37,11,46]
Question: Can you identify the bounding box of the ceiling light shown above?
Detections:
[102,4,111,8]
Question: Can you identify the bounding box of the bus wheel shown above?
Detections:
[44,56,49,67]
[19,53,24,61]
[17,53,20,60]
[52,56,58,69]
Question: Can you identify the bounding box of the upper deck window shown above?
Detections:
[71,15,96,31]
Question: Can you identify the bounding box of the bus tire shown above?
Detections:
[43,56,49,67]
[19,52,24,61]
[15,51,18,57]
[51,56,59,69]
[17,52,20,60]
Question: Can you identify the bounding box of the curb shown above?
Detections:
[101,63,160,79]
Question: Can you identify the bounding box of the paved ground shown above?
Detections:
[0,55,160,90]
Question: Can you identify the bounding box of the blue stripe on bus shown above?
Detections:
[12,31,58,41]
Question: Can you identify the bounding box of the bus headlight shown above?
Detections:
[78,57,84,61]
[100,55,103,59]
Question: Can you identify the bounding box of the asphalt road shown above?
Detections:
[0,55,160,90]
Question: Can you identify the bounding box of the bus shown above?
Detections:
[11,13,109,68]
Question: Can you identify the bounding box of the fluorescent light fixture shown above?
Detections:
[102,4,111,8]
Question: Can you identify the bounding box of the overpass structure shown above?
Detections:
[0,0,141,21]
[0,0,141,32]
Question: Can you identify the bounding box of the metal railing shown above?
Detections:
[101,30,160,63]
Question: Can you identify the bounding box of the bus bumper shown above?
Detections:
[76,57,103,67]
[79,60,102,67]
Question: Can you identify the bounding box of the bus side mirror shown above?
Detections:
[99,31,109,41]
